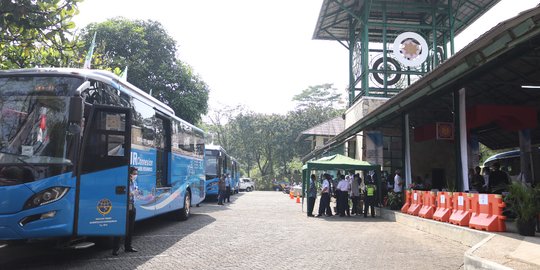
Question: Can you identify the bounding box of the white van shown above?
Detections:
[239,178,255,192]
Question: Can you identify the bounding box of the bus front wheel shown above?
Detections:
[175,191,191,221]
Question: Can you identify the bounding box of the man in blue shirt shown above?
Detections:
[307,174,318,217]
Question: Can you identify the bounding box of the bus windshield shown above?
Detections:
[205,150,218,177]
[0,76,82,186]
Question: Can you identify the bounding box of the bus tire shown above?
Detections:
[175,191,191,221]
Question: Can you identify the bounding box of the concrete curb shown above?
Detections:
[377,208,510,270]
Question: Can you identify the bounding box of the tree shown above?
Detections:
[0,0,83,68]
[80,18,209,124]
[292,83,344,109]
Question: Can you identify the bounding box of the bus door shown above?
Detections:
[75,105,131,236]
[154,113,171,215]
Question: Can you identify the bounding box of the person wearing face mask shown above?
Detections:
[112,166,139,256]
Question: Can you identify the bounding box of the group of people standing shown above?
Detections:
[306,172,377,218]
[469,162,510,194]
[217,174,232,205]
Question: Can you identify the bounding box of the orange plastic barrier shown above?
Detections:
[401,190,411,213]
[433,192,453,222]
[449,192,471,226]
[418,191,436,219]
[290,191,294,199]
[296,195,300,203]
[406,190,423,216]
[468,194,506,232]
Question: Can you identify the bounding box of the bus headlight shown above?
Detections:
[23,187,69,210]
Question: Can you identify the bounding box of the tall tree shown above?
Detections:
[0,0,83,68]
[80,18,209,124]
[292,83,344,109]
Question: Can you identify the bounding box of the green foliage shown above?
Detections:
[0,0,83,68]
[505,182,539,222]
[79,18,209,124]
[292,83,344,109]
[387,191,403,210]
[206,87,343,188]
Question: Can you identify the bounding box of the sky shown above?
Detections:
[73,0,539,115]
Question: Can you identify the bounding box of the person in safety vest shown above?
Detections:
[364,176,377,218]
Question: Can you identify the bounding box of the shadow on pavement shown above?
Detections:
[0,211,217,269]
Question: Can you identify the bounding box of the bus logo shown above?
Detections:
[97,198,113,215]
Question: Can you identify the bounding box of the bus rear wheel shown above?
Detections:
[175,191,191,221]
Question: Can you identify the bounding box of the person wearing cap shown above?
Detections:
[364,176,377,218]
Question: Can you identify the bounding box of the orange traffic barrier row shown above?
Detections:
[406,190,423,216]
[418,191,436,219]
[401,190,506,233]
[432,192,453,222]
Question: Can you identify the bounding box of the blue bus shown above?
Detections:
[204,144,239,198]
[0,68,205,246]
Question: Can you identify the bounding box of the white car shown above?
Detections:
[239,178,255,192]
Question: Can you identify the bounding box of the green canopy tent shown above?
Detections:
[301,154,381,212]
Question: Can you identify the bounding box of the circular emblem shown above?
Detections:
[97,198,112,215]
[393,32,428,67]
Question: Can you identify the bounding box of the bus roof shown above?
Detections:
[0,68,205,135]
[0,68,175,116]
[484,149,520,165]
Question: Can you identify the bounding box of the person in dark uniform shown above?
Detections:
[364,177,377,218]
[112,167,139,256]
[307,174,317,217]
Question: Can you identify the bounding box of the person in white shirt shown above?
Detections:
[337,175,351,217]
[394,169,403,193]
[317,174,333,217]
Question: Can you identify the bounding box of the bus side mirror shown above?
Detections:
[69,96,83,123]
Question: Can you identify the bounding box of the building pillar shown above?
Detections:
[457,88,469,191]
[404,114,412,188]
[519,129,533,183]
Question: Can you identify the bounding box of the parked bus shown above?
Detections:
[483,148,540,183]
[204,144,239,198]
[0,68,205,247]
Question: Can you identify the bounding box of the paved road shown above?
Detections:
[0,191,468,269]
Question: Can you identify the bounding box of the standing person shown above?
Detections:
[225,174,231,203]
[470,166,485,192]
[350,174,361,215]
[317,174,333,217]
[482,167,490,191]
[112,167,139,256]
[307,174,318,217]
[364,177,377,218]
[337,175,351,217]
[488,162,510,194]
[393,169,403,193]
[217,174,226,205]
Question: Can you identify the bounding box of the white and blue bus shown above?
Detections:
[0,68,205,246]
[204,144,239,198]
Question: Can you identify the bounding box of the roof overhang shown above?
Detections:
[304,5,540,162]
[313,0,501,42]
